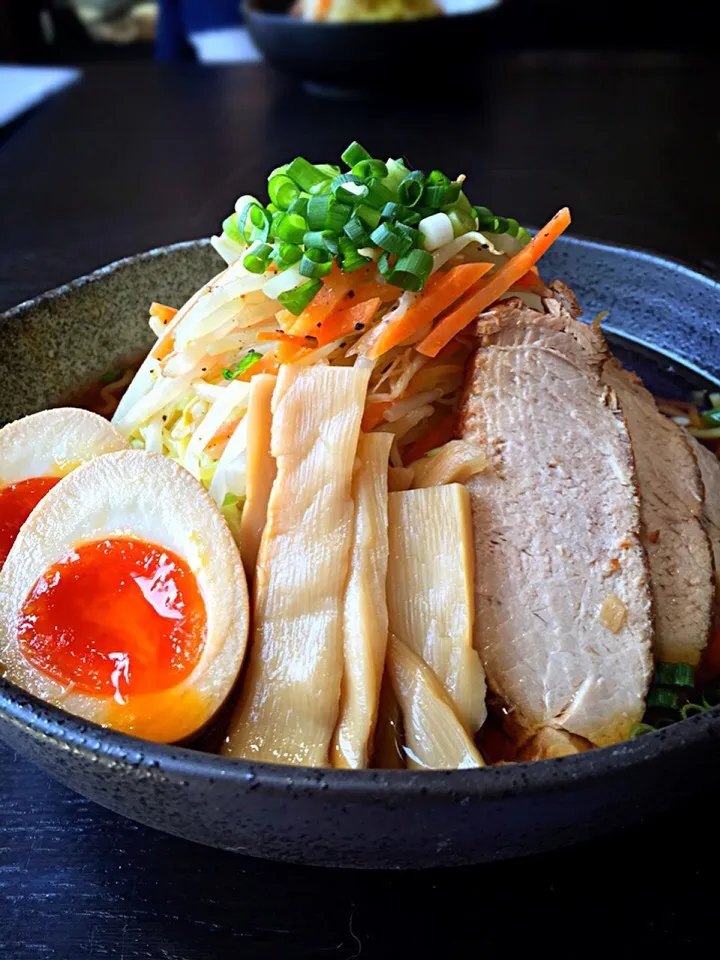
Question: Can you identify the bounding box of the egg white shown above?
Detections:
[0,449,249,743]
[0,408,128,485]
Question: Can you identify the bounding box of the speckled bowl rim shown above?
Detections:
[1,235,720,802]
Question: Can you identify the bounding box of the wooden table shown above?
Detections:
[0,58,718,958]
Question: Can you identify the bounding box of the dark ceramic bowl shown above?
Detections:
[1,237,720,869]
[242,0,502,95]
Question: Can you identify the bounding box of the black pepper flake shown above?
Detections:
[201,367,207,372]
[316,322,322,328]
[339,342,347,348]
[162,415,167,421]
[354,322,365,331]
[347,290,355,298]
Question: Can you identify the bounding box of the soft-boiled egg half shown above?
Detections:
[0,408,129,568]
[0,449,249,743]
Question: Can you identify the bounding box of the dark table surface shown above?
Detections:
[0,57,719,959]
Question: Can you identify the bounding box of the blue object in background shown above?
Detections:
[156,0,246,62]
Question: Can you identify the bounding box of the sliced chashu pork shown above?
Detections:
[459,287,653,747]
[688,435,720,679]
[688,435,720,588]
[602,361,714,665]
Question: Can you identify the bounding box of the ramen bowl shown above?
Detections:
[1,237,720,869]
[243,0,502,96]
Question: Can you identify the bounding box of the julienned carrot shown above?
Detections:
[275,340,313,364]
[289,262,372,336]
[237,351,280,382]
[418,207,572,358]
[368,262,493,360]
[275,309,297,332]
[362,400,394,432]
[207,416,242,452]
[348,279,403,305]
[402,414,457,464]
[315,297,381,347]
[149,302,178,323]
[256,330,313,346]
[510,268,548,294]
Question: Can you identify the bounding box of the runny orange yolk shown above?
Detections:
[17,537,207,702]
[0,477,60,569]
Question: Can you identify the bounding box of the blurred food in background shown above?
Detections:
[293,0,497,22]
[72,2,158,43]
[294,0,441,23]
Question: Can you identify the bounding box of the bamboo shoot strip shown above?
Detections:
[223,365,370,765]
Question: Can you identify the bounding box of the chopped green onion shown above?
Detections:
[380,202,416,223]
[490,216,510,234]
[275,212,307,244]
[363,178,394,210]
[341,141,371,167]
[299,247,333,279]
[448,206,477,237]
[331,173,368,203]
[275,242,303,266]
[397,170,425,207]
[222,492,240,508]
[343,216,372,248]
[505,217,520,237]
[315,163,342,180]
[268,174,300,210]
[653,662,695,687]
[646,686,680,710]
[352,159,388,181]
[306,195,351,232]
[243,242,273,274]
[355,203,382,229]
[338,237,371,273]
[378,251,394,280]
[277,277,323,314]
[309,179,334,197]
[223,349,263,380]
[426,169,449,188]
[285,157,331,193]
[386,248,433,291]
[474,205,494,227]
[424,185,450,208]
[630,722,655,737]
[380,202,403,221]
[288,196,309,217]
[238,201,270,243]
[303,230,339,254]
[395,222,421,248]
[680,702,706,720]
[100,369,123,385]
[383,158,410,192]
[269,211,286,240]
[440,183,461,207]
[222,213,243,243]
[702,409,720,428]
[370,222,414,256]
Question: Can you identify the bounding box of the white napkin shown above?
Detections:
[0,65,81,128]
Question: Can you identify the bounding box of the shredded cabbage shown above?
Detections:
[116,201,551,499]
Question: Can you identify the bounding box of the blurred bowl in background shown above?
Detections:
[242,0,502,96]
